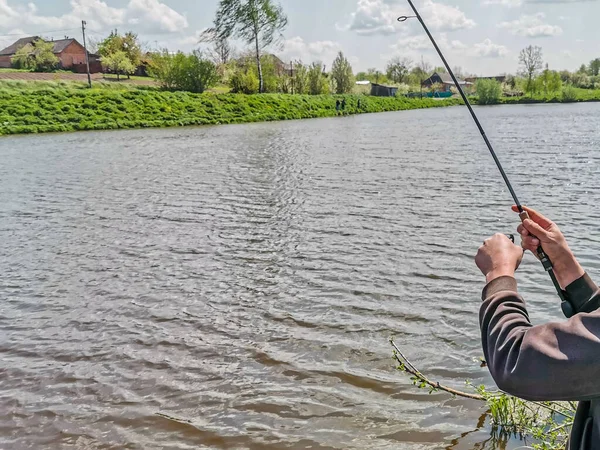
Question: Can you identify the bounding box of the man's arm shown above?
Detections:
[481,276,600,401]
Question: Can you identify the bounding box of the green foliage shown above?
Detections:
[562,84,578,102]
[149,50,218,93]
[98,31,142,78]
[229,67,260,94]
[475,385,574,450]
[476,78,502,105]
[293,61,308,94]
[307,62,329,95]
[11,44,35,70]
[331,51,354,94]
[207,0,288,93]
[101,51,136,80]
[0,83,461,136]
[538,68,562,96]
[589,58,600,76]
[519,46,544,96]
[394,83,410,97]
[12,39,59,72]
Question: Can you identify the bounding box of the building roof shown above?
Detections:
[0,36,81,56]
[51,38,78,54]
[423,71,472,86]
[0,36,38,56]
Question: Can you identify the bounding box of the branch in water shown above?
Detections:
[390,339,485,401]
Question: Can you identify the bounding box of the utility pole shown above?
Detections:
[81,20,92,88]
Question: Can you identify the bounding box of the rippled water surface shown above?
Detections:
[1,103,600,450]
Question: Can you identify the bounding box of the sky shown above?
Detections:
[0,0,597,76]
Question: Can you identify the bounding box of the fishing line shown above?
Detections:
[398,0,575,317]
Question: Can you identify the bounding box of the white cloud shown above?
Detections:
[281,36,344,64]
[345,0,474,36]
[391,32,466,53]
[498,13,563,37]
[482,0,523,7]
[0,0,188,36]
[126,0,187,33]
[471,38,509,57]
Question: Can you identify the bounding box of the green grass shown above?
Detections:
[0,85,462,136]
[207,84,231,94]
[0,68,30,73]
[101,74,157,82]
[498,87,600,104]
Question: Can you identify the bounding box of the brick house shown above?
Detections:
[0,36,101,72]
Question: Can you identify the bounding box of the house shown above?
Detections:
[421,72,472,92]
[370,83,398,97]
[0,36,102,72]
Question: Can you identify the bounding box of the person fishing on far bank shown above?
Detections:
[476,205,600,449]
[335,99,341,115]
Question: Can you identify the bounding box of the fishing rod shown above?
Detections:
[398,0,575,318]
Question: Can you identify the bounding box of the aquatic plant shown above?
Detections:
[391,339,574,449]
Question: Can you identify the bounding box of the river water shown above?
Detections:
[1,103,599,450]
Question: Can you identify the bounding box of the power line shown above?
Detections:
[0,27,80,39]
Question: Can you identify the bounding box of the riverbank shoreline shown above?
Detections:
[1,85,599,137]
[0,87,462,137]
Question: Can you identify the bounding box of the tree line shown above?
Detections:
[7,0,600,99]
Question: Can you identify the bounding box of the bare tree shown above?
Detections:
[213,37,231,65]
[386,56,413,84]
[519,45,543,96]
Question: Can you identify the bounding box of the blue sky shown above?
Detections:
[0,0,597,75]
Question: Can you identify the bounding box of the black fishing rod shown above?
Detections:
[398,0,575,317]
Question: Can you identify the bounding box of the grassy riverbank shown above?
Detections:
[1,81,599,136]
[0,82,462,136]
[499,87,600,104]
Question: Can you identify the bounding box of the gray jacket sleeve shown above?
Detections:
[480,274,600,401]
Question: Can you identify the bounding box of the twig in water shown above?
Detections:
[390,339,484,401]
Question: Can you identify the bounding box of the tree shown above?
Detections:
[293,61,308,94]
[307,62,328,95]
[12,39,59,72]
[101,51,136,80]
[476,79,502,105]
[330,51,354,94]
[386,57,412,84]
[519,45,543,96]
[589,58,600,76]
[206,0,287,93]
[149,50,218,93]
[12,44,35,70]
[214,37,231,65]
[98,31,142,78]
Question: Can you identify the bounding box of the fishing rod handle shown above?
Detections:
[518,211,553,271]
[519,211,575,318]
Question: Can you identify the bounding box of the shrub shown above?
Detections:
[149,50,218,94]
[11,39,59,72]
[562,84,578,102]
[476,79,502,105]
[229,69,259,94]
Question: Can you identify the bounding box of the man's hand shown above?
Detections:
[476,233,524,283]
[512,205,584,288]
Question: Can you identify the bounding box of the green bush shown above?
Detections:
[148,50,218,94]
[476,79,502,105]
[562,84,578,102]
[229,69,259,94]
